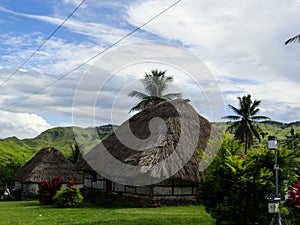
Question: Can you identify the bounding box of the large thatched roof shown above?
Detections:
[14,147,82,183]
[75,99,215,185]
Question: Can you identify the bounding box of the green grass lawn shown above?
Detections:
[0,201,215,225]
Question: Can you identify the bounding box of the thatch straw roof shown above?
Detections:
[75,99,215,185]
[14,147,82,183]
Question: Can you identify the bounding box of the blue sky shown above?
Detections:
[0,0,300,139]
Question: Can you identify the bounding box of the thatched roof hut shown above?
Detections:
[14,147,82,184]
[76,99,215,187]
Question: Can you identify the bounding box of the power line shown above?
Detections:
[0,0,86,88]
[1,0,182,110]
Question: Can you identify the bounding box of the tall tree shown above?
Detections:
[128,69,181,112]
[222,94,270,154]
[69,143,82,164]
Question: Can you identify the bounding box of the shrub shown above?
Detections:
[285,181,300,218]
[53,185,83,208]
[38,176,62,205]
[197,136,296,225]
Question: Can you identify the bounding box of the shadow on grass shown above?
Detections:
[75,217,211,225]
[10,200,41,207]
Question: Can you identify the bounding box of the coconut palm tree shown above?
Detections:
[222,94,270,154]
[128,69,181,112]
[285,34,300,45]
[69,143,82,164]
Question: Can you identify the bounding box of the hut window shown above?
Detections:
[92,171,97,182]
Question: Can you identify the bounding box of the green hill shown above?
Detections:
[259,121,300,140]
[0,125,117,166]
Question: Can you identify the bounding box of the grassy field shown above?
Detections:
[0,201,215,225]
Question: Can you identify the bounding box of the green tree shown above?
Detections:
[197,136,296,225]
[0,162,21,192]
[222,94,270,154]
[128,69,181,112]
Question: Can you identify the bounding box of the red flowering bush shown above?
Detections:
[38,176,62,205]
[288,181,300,210]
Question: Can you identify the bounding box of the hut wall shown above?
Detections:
[23,183,39,193]
[114,183,126,192]
[83,171,92,188]
[112,179,197,199]
[83,171,106,191]
[82,171,197,200]
[14,181,22,190]
[153,186,172,195]
[91,180,105,189]
[15,182,84,194]
[174,186,194,195]
[84,178,92,188]
[136,186,151,195]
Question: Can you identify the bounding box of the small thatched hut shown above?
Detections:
[76,99,215,201]
[14,147,83,193]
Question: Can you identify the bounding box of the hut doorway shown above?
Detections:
[106,180,112,193]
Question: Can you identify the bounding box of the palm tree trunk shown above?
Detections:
[244,129,248,154]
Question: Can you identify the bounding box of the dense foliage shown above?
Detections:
[197,137,296,225]
[38,177,62,205]
[0,162,21,192]
[53,178,83,208]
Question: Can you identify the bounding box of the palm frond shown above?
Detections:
[250,100,261,115]
[162,93,182,99]
[251,115,270,121]
[250,108,260,116]
[285,34,300,45]
[142,70,172,97]
[128,91,148,99]
[225,121,240,133]
[228,104,242,116]
[221,115,241,121]
[129,99,150,112]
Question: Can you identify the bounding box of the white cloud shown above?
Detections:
[0,111,51,139]
[127,0,300,122]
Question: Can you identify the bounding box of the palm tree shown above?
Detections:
[285,34,300,45]
[69,143,82,164]
[222,94,270,154]
[128,69,181,112]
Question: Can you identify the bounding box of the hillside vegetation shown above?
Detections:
[0,124,117,166]
[0,122,298,167]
